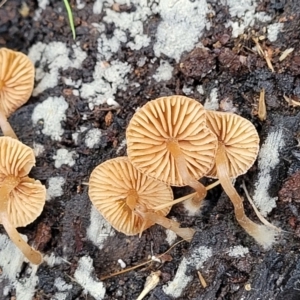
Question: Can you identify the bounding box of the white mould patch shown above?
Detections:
[153,60,173,82]
[116,139,127,155]
[72,132,79,144]
[44,253,66,267]
[85,128,102,148]
[253,129,285,216]
[53,149,77,168]
[197,85,205,95]
[80,60,131,110]
[93,0,103,14]
[204,88,219,110]
[163,246,212,297]
[28,41,86,96]
[267,23,284,42]
[15,265,39,300]
[103,1,152,53]
[32,96,69,141]
[0,234,39,300]
[227,245,249,257]
[165,228,177,246]
[76,0,85,10]
[33,142,44,157]
[153,0,212,62]
[46,177,65,201]
[34,0,50,20]
[225,0,272,38]
[182,85,193,96]
[74,256,106,300]
[51,277,73,300]
[87,206,115,249]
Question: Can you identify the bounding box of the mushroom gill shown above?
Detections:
[88,157,195,241]
[0,136,46,264]
[126,96,218,213]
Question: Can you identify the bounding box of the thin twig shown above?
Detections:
[0,0,7,8]
[241,180,281,232]
[100,239,187,280]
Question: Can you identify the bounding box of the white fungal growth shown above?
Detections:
[227,245,249,257]
[74,256,106,299]
[87,206,115,249]
[32,96,69,141]
[163,246,212,297]
[46,177,65,201]
[53,149,77,168]
[153,60,173,82]
[253,129,285,216]
[85,128,102,148]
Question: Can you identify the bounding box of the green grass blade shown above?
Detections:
[63,0,76,40]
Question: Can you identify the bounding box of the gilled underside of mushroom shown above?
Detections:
[0,48,35,139]
[127,96,218,214]
[0,175,42,264]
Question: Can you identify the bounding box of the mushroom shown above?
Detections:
[126,96,218,213]
[205,110,277,248]
[0,136,46,264]
[88,157,195,240]
[0,48,35,139]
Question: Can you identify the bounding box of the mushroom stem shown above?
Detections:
[135,205,195,241]
[167,139,207,207]
[0,109,17,139]
[241,180,281,232]
[126,190,138,210]
[153,180,221,211]
[216,144,276,247]
[0,176,42,264]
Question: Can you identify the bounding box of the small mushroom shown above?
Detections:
[206,111,277,248]
[0,48,35,139]
[88,157,195,240]
[126,96,218,212]
[0,137,46,264]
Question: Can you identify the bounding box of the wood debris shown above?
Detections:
[252,37,274,72]
[279,48,294,61]
[283,95,300,107]
[197,271,208,288]
[136,271,161,300]
[19,2,30,17]
[105,111,113,126]
[258,88,267,121]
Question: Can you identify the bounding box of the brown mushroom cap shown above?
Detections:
[126,96,218,186]
[206,110,259,178]
[88,156,173,235]
[0,136,46,227]
[0,48,35,117]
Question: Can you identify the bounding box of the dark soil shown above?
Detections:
[1,0,300,299]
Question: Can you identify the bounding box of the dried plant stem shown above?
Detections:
[0,0,7,8]
[241,180,281,232]
[154,180,220,211]
[100,239,186,280]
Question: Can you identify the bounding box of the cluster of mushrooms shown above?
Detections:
[0,47,277,268]
[89,96,278,248]
[0,48,46,264]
